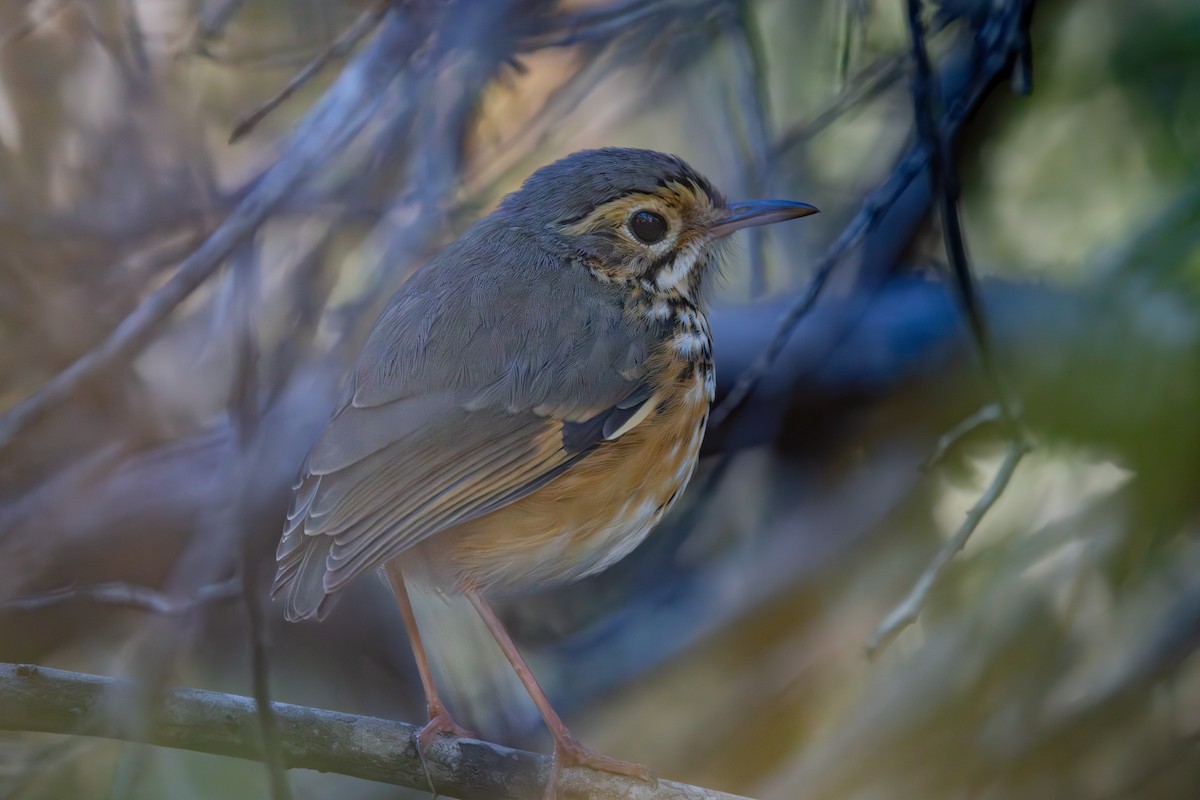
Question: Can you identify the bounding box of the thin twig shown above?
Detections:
[229,0,390,144]
[240,555,292,800]
[197,0,250,41]
[922,403,1002,470]
[865,439,1029,656]
[725,0,773,297]
[858,0,1036,656]
[0,664,757,800]
[524,0,682,50]
[0,579,240,615]
[709,145,930,430]
[712,0,1033,430]
[905,0,1027,442]
[224,241,292,800]
[0,0,69,51]
[773,52,905,158]
[772,9,952,160]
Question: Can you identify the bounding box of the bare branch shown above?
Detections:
[0,579,239,615]
[523,0,699,50]
[0,0,69,51]
[709,145,929,429]
[0,8,423,453]
[711,0,1035,430]
[858,0,1037,658]
[903,0,1028,443]
[0,664,757,800]
[229,0,390,144]
[865,439,1029,656]
[922,404,1002,470]
[723,1,773,297]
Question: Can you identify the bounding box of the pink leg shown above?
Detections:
[383,562,475,750]
[464,587,654,799]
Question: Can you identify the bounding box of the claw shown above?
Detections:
[416,708,476,751]
[413,707,476,798]
[542,734,656,799]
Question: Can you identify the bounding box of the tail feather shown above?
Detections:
[274,534,340,621]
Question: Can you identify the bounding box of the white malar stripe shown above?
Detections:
[656,239,702,294]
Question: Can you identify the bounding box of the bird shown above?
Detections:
[273,147,817,797]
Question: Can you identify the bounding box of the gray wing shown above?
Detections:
[273,222,660,620]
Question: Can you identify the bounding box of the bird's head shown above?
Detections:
[499,147,818,304]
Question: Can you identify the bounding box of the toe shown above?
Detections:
[416,711,476,750]
[554,736,656,785]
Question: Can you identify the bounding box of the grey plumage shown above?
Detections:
[274,149,709,620]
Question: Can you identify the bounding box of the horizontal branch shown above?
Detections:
[0,664,754,800]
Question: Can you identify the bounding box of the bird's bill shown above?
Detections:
[707,199,819,239]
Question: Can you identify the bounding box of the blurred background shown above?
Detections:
[1,0,1199,798]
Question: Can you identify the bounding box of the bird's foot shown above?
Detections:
[413,706,476,798]
[542,734,657,799]
[416,706,476,751]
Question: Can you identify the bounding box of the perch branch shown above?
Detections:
[0,664,755,800]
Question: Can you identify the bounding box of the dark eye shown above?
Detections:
[629,210,668,244]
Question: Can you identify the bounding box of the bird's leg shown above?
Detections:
[382,562,476,749]
[464,587,655,799]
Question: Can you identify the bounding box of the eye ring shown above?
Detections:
[628,210,668,244]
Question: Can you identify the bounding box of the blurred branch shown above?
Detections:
[861,0,1036,655]
[724,1,773,296]
[0,7,423,454]
[922,403,1001,469]
[709,145,927,429]
[774,51,903,158]
[0,664,757,800]
[712,0,1035,429]
[190,0,250,48]
[904,0,1028,440]
[0,0,68,51]
[229,0,390,144]
[525,0,706,50]
[0,579,239,615]
[865,438,1028,656]
[772,12,952,158]
[224,243,291,800]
